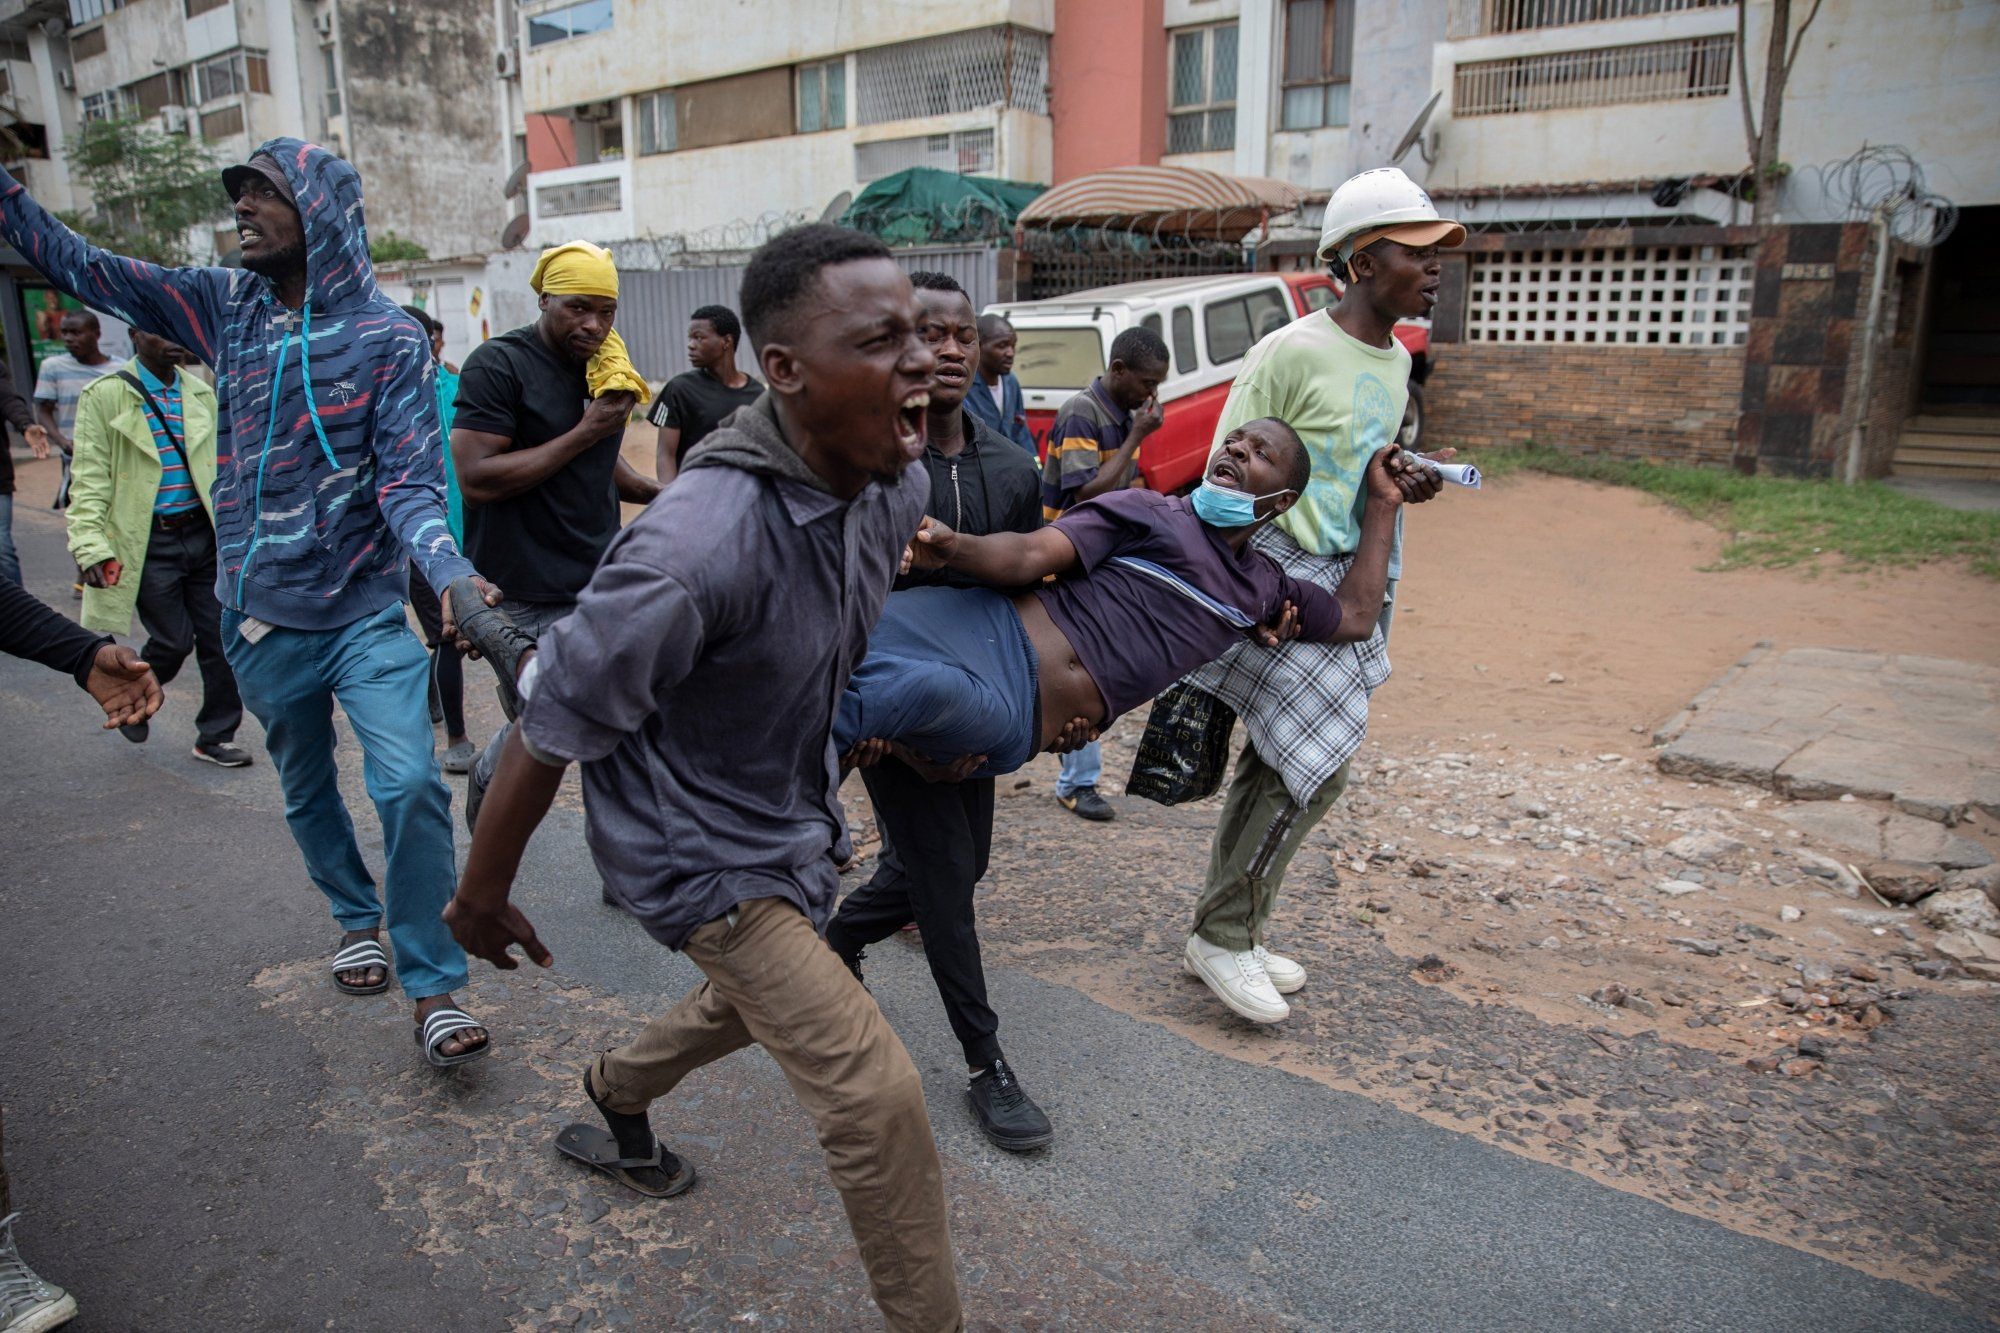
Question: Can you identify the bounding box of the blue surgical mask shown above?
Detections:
[1192,481,1293,528]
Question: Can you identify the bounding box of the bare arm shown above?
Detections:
[444,723,560,971]
[1326,446,1444,642]
[908,518,1079,586]
[452,391,635,506]
[614,456,661,505]
[36,400,66,453]
[654,424,682,486]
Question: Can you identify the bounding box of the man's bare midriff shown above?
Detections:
[1011,592,1108,753]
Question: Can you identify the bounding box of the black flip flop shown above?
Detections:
[555,1124,697,1198]
[331,937,390,995]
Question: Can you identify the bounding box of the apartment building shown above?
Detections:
[501,0,1055,250]
[0,0,506,258]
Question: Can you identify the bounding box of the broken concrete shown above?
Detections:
[1656,645,2000,823]
[1778,801,1994,870]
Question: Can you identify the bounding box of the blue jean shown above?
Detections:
[1056,739,1102,797]
[836,587,1040,778]
[223,601,467,999]
[0,494,17,586]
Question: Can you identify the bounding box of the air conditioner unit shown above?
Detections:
[495,45,519,79]
[312,11,333,39]
[572,100,615,122]
[56,69,74,90]
[161,106,191,134]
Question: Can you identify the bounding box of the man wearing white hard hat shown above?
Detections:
[1178,167,1464,1024]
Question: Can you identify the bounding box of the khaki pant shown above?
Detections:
[594,896,962,1332]
[1190,746,1351,951]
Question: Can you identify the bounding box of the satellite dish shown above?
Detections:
[819,189,854,225]
[502,159,529,200]
[1391,91,1443,167]
[499,212,531,251]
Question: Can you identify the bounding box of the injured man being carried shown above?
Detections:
[834,418,1431,778]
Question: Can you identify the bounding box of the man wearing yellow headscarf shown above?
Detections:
[450,239,662,876]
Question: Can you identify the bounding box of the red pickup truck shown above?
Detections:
[987,272,1432,493]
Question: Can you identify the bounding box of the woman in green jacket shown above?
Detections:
[66,329,250,766]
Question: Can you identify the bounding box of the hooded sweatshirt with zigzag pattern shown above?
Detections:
[0,138,475,630]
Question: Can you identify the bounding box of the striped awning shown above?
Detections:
[1016,166,1306,240]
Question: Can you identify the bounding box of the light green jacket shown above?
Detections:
[65,359,219,635]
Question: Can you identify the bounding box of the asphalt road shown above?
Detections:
[0,509,1984,1331]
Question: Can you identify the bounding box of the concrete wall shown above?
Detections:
[1051,0,1164,182]
[519,0,1053,111]
[336,0,508,257]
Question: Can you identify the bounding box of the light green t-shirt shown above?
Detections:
[1210,310,1409,573]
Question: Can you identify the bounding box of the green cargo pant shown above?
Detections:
[1190,744,1350,952]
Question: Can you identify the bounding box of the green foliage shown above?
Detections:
[1461,444,2000,578]
[61,118,228,267]
[368,230,429,264]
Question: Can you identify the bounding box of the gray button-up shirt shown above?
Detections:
[520,424,928,950]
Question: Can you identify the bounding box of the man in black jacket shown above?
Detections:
[825,270,1062,1152]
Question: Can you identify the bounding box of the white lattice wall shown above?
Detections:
[1465,244,1753,346]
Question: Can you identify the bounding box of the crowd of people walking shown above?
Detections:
[0,136,1459,1331]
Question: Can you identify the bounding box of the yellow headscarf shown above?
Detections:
[529,240,650,400]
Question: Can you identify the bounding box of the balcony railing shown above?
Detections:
[1453,33,1733,116]
[1449,0,1731,38]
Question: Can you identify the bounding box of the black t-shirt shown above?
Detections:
[647,368,764,464]
[454,324,626,602]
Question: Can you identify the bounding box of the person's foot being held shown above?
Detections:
[1056,786,1115,822]
[0,1210,78,1332]
[192,740,252,767]
[445,579,536,720]
[967,1056,1053,1152]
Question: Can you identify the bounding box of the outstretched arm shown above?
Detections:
[0,167,226,362]
[907,517,1079,586]
[1322,446,1440,642]
[445,722,559,971]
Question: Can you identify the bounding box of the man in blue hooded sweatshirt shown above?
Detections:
[0,140,500,1068]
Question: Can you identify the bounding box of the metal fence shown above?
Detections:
[1448,0,1730,37]
[1453,33,1733,116]
[855,25,1049,126]
[602,244,1003,382]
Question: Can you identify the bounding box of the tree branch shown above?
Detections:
[1782,0,1827,82]
[1735,0,1759,167]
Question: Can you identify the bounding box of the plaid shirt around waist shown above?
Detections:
[1181,524,1391,806]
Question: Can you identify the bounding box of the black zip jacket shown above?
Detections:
[897,409,1042,590]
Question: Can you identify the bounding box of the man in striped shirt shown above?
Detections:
[66,328,247,766]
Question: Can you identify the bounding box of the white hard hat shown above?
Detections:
[1315,167,1465,276]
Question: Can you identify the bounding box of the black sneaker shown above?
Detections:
[1056,786,1116,822]
[118,720,149,743]
[967,1057,1053,1152]
[447,578,536,721]
[192,741,252,767]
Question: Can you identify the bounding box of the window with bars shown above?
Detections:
[855,26,1048,126]
[1452,0,1731,37]
[196,51,243,102]
[1464,245,1753,345]
[636,89,676,154]
[81,89,122,122]
[796,57,846,133]
[1168,23,1236,154]
[1280,0,1352,130]
[537,177,621,217]
[67,0,126,23]
[854,128,994,183]
[526,0,613,48]
[1454,35,1733,115]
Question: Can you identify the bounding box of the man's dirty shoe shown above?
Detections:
[1055,786,1115,822]
[967,1058,1053,1152]
[1183,934,1289,1024]
[446,578,535,721]
[0,1211,78,1332]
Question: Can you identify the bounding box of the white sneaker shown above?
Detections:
[1254,944,1306,995]
[1183,935,1290,1023]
